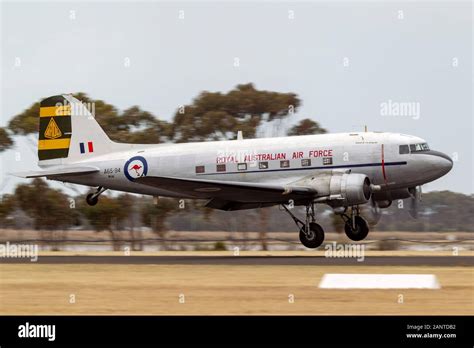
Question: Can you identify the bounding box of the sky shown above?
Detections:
[0,0,472,194]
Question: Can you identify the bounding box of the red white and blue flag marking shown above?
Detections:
[79,142,94,154]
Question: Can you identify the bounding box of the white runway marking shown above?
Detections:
[318,274,441,289]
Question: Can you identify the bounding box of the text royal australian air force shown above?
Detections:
[216,148,334,164]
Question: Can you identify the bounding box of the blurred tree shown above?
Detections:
[15,179,74,230]
[330,212,345,234]
[14,179,75,249]
[0,128,13,152]
[258,207,269,251]
[79,195,128,251]
[8,102,40,135]
[0,194,15,227]
[141,198,177,250]
[8,93,171,144]
[371,191,474,232]
[287,119,327,136]
[119,194,144,251]
[171,83,301,142]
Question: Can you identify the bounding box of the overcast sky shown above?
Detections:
[0,0,472,194]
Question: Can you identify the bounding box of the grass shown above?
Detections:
[0,264,472,315]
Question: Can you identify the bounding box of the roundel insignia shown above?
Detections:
[124,156,148,181]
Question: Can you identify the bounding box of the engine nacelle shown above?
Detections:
[328,173,372,206]
[296,172,372,207]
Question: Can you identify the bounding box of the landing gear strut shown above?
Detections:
[339,206,369,241]
[282,202,324,248]
[86,187,107,206]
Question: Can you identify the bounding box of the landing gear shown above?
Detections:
[344,216,369,241]
[282,202,325,248]
[86,187,107,206]
[339,206,369,241]
[299,222,325,248]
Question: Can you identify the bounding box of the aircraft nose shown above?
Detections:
[429,150,453,176]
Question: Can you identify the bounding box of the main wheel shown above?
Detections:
[86,193,99,206]
[299,222,325,248]
[344,216,369,241]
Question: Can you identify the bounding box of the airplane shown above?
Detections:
[16,94,453,248]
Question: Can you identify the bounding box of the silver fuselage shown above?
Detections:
[50,132,453,201]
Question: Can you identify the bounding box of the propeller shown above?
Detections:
[365,196,382,226]
[408,186,422,219]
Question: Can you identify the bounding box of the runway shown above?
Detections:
[1,255,472,266]
[1,254,472,315]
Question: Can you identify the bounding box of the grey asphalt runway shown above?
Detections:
[1,255,472,266]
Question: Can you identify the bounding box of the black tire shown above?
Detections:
[86,193,99,206]
[344,216,369,241]
[299,222,325,248]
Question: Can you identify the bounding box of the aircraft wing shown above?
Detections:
[12,166,100,178]
[134,176,317,210]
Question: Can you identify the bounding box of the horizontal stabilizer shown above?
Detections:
[12,166,100,178]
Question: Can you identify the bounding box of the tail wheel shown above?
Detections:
[86,193,99,206]
[344,216,369,241]
[299,222,325,249]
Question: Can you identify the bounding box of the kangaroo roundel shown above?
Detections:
[124,156,148,181]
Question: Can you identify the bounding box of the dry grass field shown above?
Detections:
[0,261,472,315]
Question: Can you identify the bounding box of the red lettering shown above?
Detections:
[292,151,303,159]
[308,149,333,157]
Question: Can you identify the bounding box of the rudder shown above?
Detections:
[38,95,72,161]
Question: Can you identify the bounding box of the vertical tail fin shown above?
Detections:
[38,94,116,166]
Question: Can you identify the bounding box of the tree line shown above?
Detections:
[0,83,326,149]
[0,179,472,248]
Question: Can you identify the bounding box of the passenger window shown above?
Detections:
[399,145,409,154]
[301,159,311,167]
[259,162,268,169]
[237,163,247,171]
[280,160,290,168]
[323,157,333,165]
[216,164,226,172]
[195,165,205,173]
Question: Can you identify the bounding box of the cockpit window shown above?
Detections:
[410,142,430,153]
[399,145,409,154]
